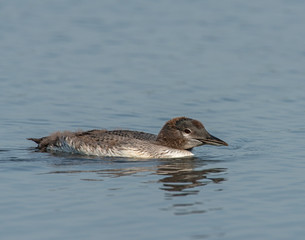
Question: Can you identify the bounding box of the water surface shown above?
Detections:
[1,0,305,239]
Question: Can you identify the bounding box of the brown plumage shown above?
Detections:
[28,117,228,159]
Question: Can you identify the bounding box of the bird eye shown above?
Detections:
[184,128,191,134]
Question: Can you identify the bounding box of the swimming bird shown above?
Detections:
[28,117,228,159]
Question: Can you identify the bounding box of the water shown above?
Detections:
[1,0,305,239]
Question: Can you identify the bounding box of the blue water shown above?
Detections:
[1,0,305,239]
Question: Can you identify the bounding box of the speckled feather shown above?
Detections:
[28,117,228,159]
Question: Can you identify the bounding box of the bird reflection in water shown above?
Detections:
[48,157,226,215]
[157,159,226,197]
[48,157,226,196]
[155,158,226,215]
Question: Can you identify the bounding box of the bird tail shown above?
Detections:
[27,137,43,144]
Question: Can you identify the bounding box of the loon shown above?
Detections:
[28,117,228,159]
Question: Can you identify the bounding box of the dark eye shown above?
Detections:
[184,128,191,134]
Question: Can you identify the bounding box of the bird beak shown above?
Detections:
[201,134,228,146]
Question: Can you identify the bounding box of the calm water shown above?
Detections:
[1,0,305,239]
